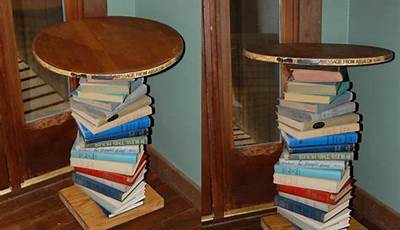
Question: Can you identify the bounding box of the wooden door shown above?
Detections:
[202,0,322,220]
[0,0,106,192]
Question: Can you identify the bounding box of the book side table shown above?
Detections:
[243,43,394,229]
[32,16,184,229]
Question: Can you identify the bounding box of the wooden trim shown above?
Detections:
[0,0,27,190]
[201,0,212,216]
[203,0,232,219]
[299,0,322,43]
[202,205,276,228]
[0,188,12,196]
[223,202,275,218]
[146,145,201,211]
[20,166,73,188]
[352,186,400,230]
[63,0,84,21]
[83,0,107,18]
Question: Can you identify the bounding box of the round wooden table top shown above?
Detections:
[244,43,394,66]
[32,16,184,80]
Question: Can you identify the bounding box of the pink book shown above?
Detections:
[291,69,344,82]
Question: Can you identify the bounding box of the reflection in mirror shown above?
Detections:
[12,0,70,123]
[230,0,280,147]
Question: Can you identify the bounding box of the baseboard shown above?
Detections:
[352,186,400,230]
[147,145,201,211]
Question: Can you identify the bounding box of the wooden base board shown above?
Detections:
[59,184,164,230]
[260,214,367,230]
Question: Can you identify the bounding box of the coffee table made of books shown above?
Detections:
[243,43,394,229]
[32,16,184,229]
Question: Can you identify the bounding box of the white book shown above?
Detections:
[70,150,144,176]
[278,191,352,212]
[73,134,142,153]
[274,168,350,193]
[278,122,360,140]
[278,158,346,170]
[77,182,146,217]
[278,207,351,230]
[72,105,152,134]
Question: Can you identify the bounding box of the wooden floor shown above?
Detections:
[18,59,70,123]
[0,173,200,229]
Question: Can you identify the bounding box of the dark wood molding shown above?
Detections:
[201,0,212,216]
[63,0,84,21]
[352,186,400,230]
[83,0,107,18]
[146,145,201,211]
[202,0,232,219]
[202,207,276,229]
[299,0,322,43]
[0,0,28,190]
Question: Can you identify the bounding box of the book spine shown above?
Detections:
[274,164,343,181]
[284,152,354,160]
[317,92,353,112]
[74,167,132,185]
[72,173,123,201]
[286,132,358,147]
[278,106,311,121]
[70,150,137,163]
[277,184,336,205]
[85,129,148,143]
[278,159,345,170]
[84,136,148,148]
[313,102,356,121]
[288,144,354,153]
[92,116,151,138]
[107,84,148,119]
[275,195,325,222]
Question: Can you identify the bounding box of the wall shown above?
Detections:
[107,0,201,186]
[107,0,135,16]
[322,0,400,212]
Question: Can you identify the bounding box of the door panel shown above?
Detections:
[0,0,107,189]
[202,0,322,220]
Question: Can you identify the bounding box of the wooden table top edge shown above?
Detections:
[243,43,394,67]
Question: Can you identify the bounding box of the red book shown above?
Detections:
[277,179,352,205]
[75,154,147,185]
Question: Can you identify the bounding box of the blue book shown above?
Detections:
[275,195,327,222]
[274,164,344,181]
[282,132,358,148]
[288,144,355,153]
[73,173,125,201]
[84,128,148,143]
[71,150,138,163]
[79,116,152,140]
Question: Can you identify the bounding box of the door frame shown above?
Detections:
[0,0,107,193]
[202,0,322,221]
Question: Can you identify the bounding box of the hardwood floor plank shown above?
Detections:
[19,69,37,80]
[21,77,45,90]
[18,62,29,71]
[0,172,198,229]
[24,93,64,113]
[22,84,55,101]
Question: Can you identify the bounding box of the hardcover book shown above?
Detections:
[277,113,360,131]
[72,106,153,134]
[281,131,359,148]
[277,207,351,230]
[273,168,351,193]
[275,195,349,222]
[278,122,360,140]
[286,81,350,96]
[290,68,345,83]
[277,181,352,205]
[277,102,357,122]
[278,91,353,113]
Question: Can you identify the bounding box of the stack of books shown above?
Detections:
[69,77,152,218]
[273,68,360,229]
